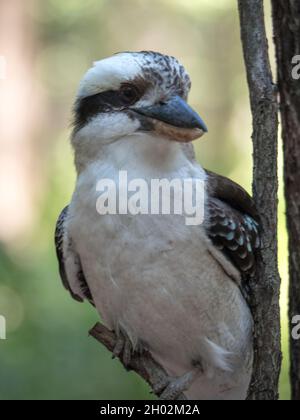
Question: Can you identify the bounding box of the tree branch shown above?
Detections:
[272,0,300,400]
[89,323,186,400]
[237,0,282,400]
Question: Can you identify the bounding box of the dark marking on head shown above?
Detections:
[137,51,191,99]
[73,77,150,132]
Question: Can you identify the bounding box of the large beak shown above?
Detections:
[133,95,207,142]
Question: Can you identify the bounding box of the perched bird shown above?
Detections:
[55,51,260,400]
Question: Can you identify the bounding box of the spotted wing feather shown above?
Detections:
[55,206,93,303]
[206,171,260,277]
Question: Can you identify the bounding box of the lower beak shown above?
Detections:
[133,95,207,142]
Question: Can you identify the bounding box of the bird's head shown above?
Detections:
[72,51,207,168]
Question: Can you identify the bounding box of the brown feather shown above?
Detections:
[205,171,260,278]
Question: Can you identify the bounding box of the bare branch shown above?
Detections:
[272,0,300,400]
[89,323,186,400]
[237,0,282,400]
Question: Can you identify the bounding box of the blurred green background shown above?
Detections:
[0,0,289,400]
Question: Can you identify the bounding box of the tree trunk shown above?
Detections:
[237,0,282,400]
[272,0,300,401]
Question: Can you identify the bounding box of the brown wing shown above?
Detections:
[205,171,260,277]
[206,170,259,220]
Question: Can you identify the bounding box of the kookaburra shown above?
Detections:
[55,51,260,400]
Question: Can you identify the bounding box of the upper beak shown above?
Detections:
[133,95,208,133]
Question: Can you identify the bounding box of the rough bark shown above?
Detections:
[89,323,186,400]
[237,0,282,400]
[272,0,300,401]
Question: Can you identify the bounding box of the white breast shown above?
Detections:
[67,135,253,399]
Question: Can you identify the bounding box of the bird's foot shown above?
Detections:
[112,329,142,369]
[153,363,203,400]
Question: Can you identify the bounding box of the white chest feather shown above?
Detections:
[67,135,253,399]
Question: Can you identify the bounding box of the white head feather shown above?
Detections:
[77,53,142,98]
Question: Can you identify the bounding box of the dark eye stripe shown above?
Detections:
[73,83,145,132]
[73,75,152,132]
[73,90,127,131]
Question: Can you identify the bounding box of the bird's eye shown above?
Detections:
[119,84,140,106]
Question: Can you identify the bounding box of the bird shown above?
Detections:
[55,51,260,400]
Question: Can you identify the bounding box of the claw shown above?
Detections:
[157,368,201,400]
[152,377,171,395]
[122,338,133,367]
[113,335,125,359]
[112,330,137,369]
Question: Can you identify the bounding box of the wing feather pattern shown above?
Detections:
[205,171,260,278]
[55,206,93,304]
